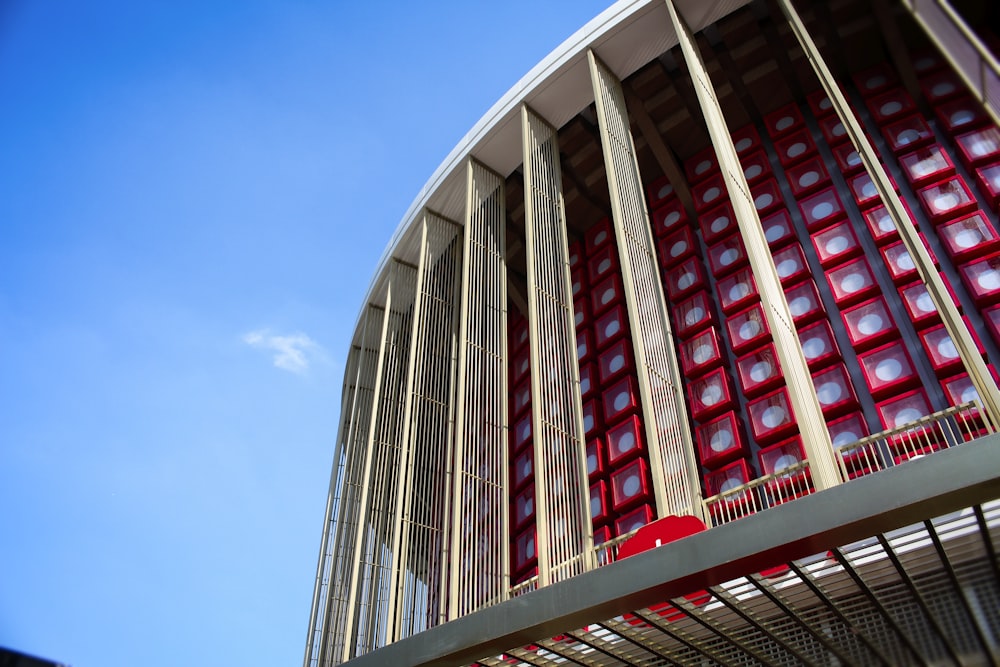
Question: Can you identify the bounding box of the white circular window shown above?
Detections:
[789,296,810,316]
[895,407,923,427]
[799,170,819,188]
[812,201,834,220]
[617,430,636,453]
[750,360,773,382]
[664,211,680,227]
[601,287,615,305]
[609,353,625,373]
[817,380,843,404]
[604,319,621,338]
[787,142,806,158]
[658,183,674,199]
[937,337,959,359]
[594,230,608,245]
[933,192,960,211]
[951,109,974,125]
[840,272,866,293]
[773,453,799,473]
[765,223,784,243]
[692,344,713,364]
[710,428,733,452]
[881,100,902,116]
[677,272,696,290]
[825,235,849,254]
[977,268,1000,291]
[755,193,774,210]
[735,137,752,152]
[695,159,713,175]
[711,215,730,233]
[622,474,641,497]
[703,186,721,203]
[777,258,798,278]
[866,74,886,89]
[915,292,935,313]
[875,357,903,381]
[671,240,688,257]
[720,248,740,266]
[775,116,794,131]
[857,313,885,335]
[701,384,723,406]
[932,81,956,97]
[739,319,762,340]
[745,164,762,180]
[613,390,630,411]
[896,252,915,271]
[802,336,827,359]
[761,405,787,428]
[729,282,751,301]
[685,305,705,325]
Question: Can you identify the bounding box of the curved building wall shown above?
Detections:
[305,0,1000,664]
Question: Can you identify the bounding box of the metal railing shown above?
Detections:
[702,460,815,528]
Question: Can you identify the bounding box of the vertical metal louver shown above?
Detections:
[388,212,463,640]
[448,159,510,618]
[521,105,594,585]
[587,49,704,521]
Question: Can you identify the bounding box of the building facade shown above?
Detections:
[305,1,1000,665]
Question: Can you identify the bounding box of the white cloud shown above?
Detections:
[243,329,323,374]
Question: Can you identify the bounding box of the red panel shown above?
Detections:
[864,205,900,246]
[577,328,595,363]
[959,254,1000,306]
[731,124,762,155]
[513,486,535,530]
[867,88,915,125]
[692,172,727,212]
[773,243,810,286]
[974,163,1000,212]
[751,176,784,214]
[740,149,771,184]
[513,527,537,574]
[817,115,849,145]
[899,281,941,329]
[595,304,628,349]
[858,341,920,399]
[695,411,747,469]
[747,388,797,444]
[573,295,590,331]
[717,268,759,314]
[511,317,529,353]
[674,291,715,338]
[812,363,859,417]
[591,273,624,317]
[590,480,612,526]
[606,414,645,467]
[761,209,796,248]
[571,267,587,302]
[513,447,534,490]
[848,171,886,210]
[512,377,532,417]
[613,504,655,538]
[663,257,707,302]
[883,114,934,154]
[831,142,864,174]
[708,234,748,277]
[586,437,606,481]
[812,221,861,268]
[919,324,963,376]
[704,459,752,497]
[917,176,977,224]
[585,217,613,253]
[881,240,921,285]
[567,240,584,271]
[785,279,826,325]
[786,156,831,197]
[598,338,634,385]
[764,103,805,138]
[511,348,531,384]
[797,319,841,369]
[582,398,601,438]
[587,243,619,283]
[658,226,697,267]
[736,344,783,397]
[920,69,963,105]
[876,388,933,432]
[512,413,532,452]
[774,128,817,167]
[579,362,597,399]
[647,177,677,211]
[898,144,955,188]
[758,437,807,478]
[726,303,771,354]
[610,458,653,511]
[688,367,735,422]
[935,96,989,136]
[651,197,688,238]
[807,88,834,118]
[679,327,723,378]
[853,63,897,96]
[799,186,847,231]
[602,375,641,424]
[827,256,878,307]
[842,296,898,350]
[938,212,1000,263]
[955,126,1000,169]
[985,304,1000,346]
[699,201,737,244]
[685,145,719,183]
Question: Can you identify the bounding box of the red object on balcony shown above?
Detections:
[708,234,748,277]
[598,338,634,385]
[842,296,898,351]
[731,124,761,155]
[854,63,896,96]
[774,128,817,167]
[917,177,977,224]
[858,341,920,399]
[602,375,641,424]
[595,305,628,349]
[736,344,783,397]
[751,178,783,216]
[647,176,677,211]
[586,437,606,481]
[740,149,771,184]
[674,291,715,338]
[747,388,797,444]
[726,303,770,354]
[689,368,735,422]
[692,172,727,212]
[787,156,830,197]
[955,126,1000,169]
[610,458,653,511]
[831,142,864,174]
[935,96,989,136]
[696,411,747,469]
[513,447,534,490]
[606,414,645,466]
[591,273,623,316]
[663,257,707,302]
[813,221,861,268]
[920,324,966,376]
[827,256,878,307]
[898,144,955,188]
[613,504,655,538]
[761,209,796,248]
[974,163,1000,212]
[812,364,858,417]
[938,212,1000,263]
[717,268,759,314]
[658,226,697,267]
[899,282,941,329]
[577,328,595,363]
[883,114,934,154]
[679,327,723,378]
[651,197,688,238]
[699,202,737,244]
[867,87,915,124]
[785,279,826,325]
[920,69,963,104]
[764,103,805,138]
[959,254,1000,306]
[797,319,841,369]
[985,304,1000,346]
[590,480,612,526]
[514,486,536,529]
[685,145,719,183]
[585,217,613,253]
[588,243,619,283]
[799,186,846,231]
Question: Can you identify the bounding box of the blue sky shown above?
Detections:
[0,1,609,665]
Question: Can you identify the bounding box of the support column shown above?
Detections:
[521,104,595,586]
[587,50,706,519]
[447,158,510,619]
[662,0,841,491]
[343,261,418,661]
[388,212,463,641]
[776,0,1000,433]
